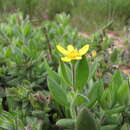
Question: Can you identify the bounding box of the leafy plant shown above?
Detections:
[0,12,129,130]
[46,43,130,130]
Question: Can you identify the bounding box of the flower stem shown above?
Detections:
[71,62,75,91]
[71,62,78,117]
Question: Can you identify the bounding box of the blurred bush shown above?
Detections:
[71,0,130,31]
[0,0,40,16]
[1,0,130,31]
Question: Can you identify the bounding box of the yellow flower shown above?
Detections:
[91,50,96,57]
[56,44,89,62]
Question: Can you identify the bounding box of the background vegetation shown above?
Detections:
[0,1,130,130]
[0,0,130,32]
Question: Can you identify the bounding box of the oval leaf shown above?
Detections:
[47,78,69,107]
[76,56,89,91]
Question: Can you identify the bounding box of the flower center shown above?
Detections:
[68,50,80,58]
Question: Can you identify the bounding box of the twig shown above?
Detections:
[43,27,53,61]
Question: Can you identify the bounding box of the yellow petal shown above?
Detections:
[67,45,75,51]
[92,50,96,57]
[79,44,89,56]
[56,45,68,55]
[73,56,82,60]
[61,57,71,62]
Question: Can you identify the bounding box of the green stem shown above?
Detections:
[71,63,75,91]
[70,62,78,118]
[70,94,77,119]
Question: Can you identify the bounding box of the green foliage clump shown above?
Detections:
[0,12,129,130]
[0,12,49,130]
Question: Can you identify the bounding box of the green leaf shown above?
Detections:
[5,47,12,57]
[16,119,25,130]
[11,47,23,64]
[111,71,123,105]
[32,110,45,117]
[121,123,128,130]
[117,81,129,105]
[100,88,112,110]
[0,99,2,112]
[0,111,16,130]
[106,106,125,115]
[45,59,69,106]
[47,78,69,107]
[101,125,120,130]
[111,71,123,89]
[87,80,103,108]
[59,61,71,86]
[56,119,75,128]
[110,48,119,63]
[70,94,89,119]
[102,115,119,125]
[76,56,89,91]
[74,94,89,105]
[89,56,102,80]
[45,60,61,84]
[23,24,31,37]
[76,108,98,130]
